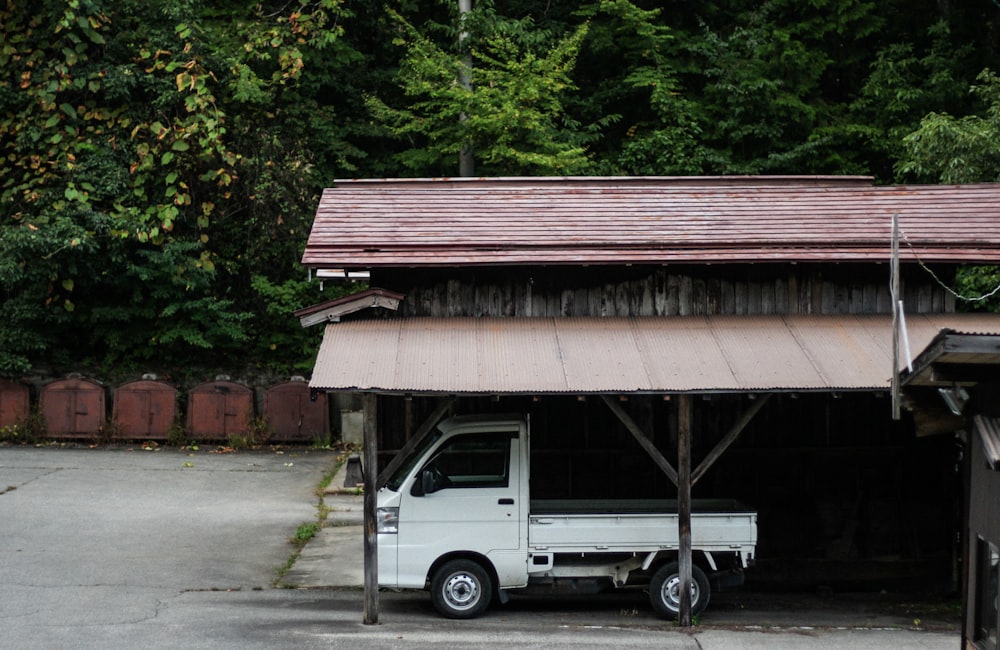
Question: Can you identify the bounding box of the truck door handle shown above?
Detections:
[498,498,514,505]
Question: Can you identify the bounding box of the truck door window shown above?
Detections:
[423,433,513,489]
[385,431,443,492]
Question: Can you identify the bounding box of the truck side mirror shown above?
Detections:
[410,471,425,497]
[422,469,439,494]
[411,468,441,497]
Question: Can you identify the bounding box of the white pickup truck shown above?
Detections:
[376,414,757,619]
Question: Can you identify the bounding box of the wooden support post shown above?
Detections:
[362,392,379,625]
[891,211,902,420]
[600,395,678,486]
[377,397,454,489]
[691,394,771,486]
[677,394,693,627]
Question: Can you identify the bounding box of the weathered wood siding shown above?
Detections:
[375,264,955,317]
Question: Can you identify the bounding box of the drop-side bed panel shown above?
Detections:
[528,499,757,553]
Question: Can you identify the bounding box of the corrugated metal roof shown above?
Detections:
[302,176,1000,267]
[309,313,1000,394]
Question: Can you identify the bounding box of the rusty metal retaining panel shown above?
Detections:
[40,377,106,438]
[264,381,329,443]
[0,379,29,429]
[186,380,253,440]
[112,380,178,440]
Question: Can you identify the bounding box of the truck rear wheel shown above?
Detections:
[430,559,493,619]
[649,561,710,619]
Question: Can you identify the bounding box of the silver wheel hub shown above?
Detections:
[662,575,699,609]
[443,572,481,610]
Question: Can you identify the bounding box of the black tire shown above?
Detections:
[430,559,493,619]
[649,561,710,619]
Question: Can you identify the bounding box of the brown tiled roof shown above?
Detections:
[301,176,1000,268]
[308,313,1000,394]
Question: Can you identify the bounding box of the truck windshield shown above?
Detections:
[383,430,443,492]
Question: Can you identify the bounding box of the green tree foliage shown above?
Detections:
[851,20,979,179]
[897,69,1000,311]
[367,2,593,176]
[2,0,1000,377]
[571,1,711,175]
[898,69,1000,184]
[0,0,357,376]
[666,0,885,174]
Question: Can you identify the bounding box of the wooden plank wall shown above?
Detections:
[376,264,955,318]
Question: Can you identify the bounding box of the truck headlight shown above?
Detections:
[377,507,399,534]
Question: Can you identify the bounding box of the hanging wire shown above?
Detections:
[899,227,1000,302]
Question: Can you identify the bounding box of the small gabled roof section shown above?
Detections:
[295,288,404,327]
[900,329,1000,387]
[302,176,1000,268]
[900,329,1000,436]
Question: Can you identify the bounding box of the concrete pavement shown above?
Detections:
[0,444,961,648]
[1,444,337,591]
[279,458,364,589]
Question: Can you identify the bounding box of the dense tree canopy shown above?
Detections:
[2,0,999,377]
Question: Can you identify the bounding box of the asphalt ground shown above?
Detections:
[1,444,961,649]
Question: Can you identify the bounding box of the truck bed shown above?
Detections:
[528,499,757,555]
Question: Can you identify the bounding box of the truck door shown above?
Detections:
[397,430,525,588]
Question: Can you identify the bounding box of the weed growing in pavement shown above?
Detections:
[165,420,199,448]
[0,423,27,444]
[228,416,272,449]
[293,522,320,547]
[670,613,701,627]
[0,413,44,445]
[89,418,121,446]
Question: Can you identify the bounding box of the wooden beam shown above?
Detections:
[377,397,455,489]
[677,394,693,627]
[912,406,966,437]
[930,363,1000,384]
[362,392,379,625]
[691,394,771,486]
[891,211,901,420]
[600,395,678,486]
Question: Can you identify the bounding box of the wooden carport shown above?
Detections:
[306,312,1000,625]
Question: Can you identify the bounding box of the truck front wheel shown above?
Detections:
[649,562,710,619]
[430,559,493,619]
